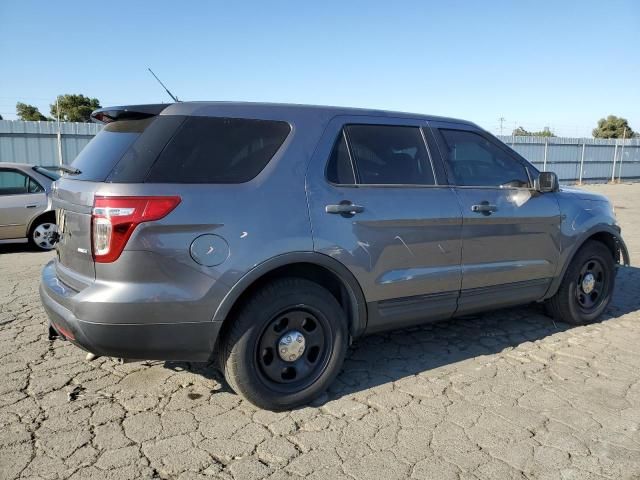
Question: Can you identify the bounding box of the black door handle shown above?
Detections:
[471,202,497,214]
[325,201,364,216]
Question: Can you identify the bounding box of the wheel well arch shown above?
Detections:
[214,255,368,347]
[587,231,621,263]
[27,210,56,234]
[545,227,629,299]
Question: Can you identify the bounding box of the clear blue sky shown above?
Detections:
[1,0,638,137]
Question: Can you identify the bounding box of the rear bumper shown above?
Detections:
[40,260,220,361]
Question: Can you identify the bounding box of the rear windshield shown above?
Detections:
[33,166,61,180]
[70,118,156,181]
[69,115,290,183]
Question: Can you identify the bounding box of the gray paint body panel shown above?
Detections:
[38,101,628,361]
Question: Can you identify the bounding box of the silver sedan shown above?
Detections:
[0,162,61,250]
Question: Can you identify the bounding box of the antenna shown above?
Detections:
[147,68,179,102]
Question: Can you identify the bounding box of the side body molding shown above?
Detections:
[212,251,368,337]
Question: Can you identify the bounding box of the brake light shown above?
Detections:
[91,196,181,263]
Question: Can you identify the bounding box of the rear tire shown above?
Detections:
[546,240,615,325]
[218,277,348,410]
[29,217,58,251]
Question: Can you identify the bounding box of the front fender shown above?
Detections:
[544,223,629,300]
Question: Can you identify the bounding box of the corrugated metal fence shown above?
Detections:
[1,120,639,184]
[0,120,101,166]
[497,135,640,183]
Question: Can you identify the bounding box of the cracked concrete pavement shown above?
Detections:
[1,183,640,479]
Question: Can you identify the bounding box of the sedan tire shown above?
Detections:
[29,218,58,251]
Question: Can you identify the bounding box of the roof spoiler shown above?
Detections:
[90,104,172,124]
[36,165,81,174]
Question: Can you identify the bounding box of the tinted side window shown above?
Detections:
[147,117,291,183]
[439,129,530,187]
[346,125,435,185]
[28,177,44,193]
[326,132,355,184]
[0,170,29,195]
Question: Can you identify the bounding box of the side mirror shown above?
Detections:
[536,171,559,193]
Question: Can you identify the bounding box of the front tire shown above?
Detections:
[546,240,615,325]
[218,277,348,410]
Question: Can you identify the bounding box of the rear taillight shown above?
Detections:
[91,196,181,263]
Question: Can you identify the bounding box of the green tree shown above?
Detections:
[0,114,3,120]
[512,126,555,137]
[16,102,48,121]
[592,115,635,139]
[50,94,101,122]
[533,127,555,137]
[512,126,531,136]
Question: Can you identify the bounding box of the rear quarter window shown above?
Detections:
[146,117,291,183]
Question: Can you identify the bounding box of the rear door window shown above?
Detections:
[28,177,44,193]
[344,125,435,185]
[146,117,291,183]
[326,132,356,184]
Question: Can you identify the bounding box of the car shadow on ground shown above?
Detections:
[160,265,640,405]
[0,243,46,254]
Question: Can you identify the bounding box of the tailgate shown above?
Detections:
[53,178,97,286]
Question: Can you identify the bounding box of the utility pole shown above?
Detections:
[611,142,618,183]
[618,127,627,182]
[56,97,63,166]
[578,142,586,185]
[499,117,506,136]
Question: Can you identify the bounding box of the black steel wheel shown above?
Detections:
[575,257,608,313]
[256,307,332,391]
[218,277,348,410]
[546,240,615,325]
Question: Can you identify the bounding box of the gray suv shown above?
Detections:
[40,102,629,410]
